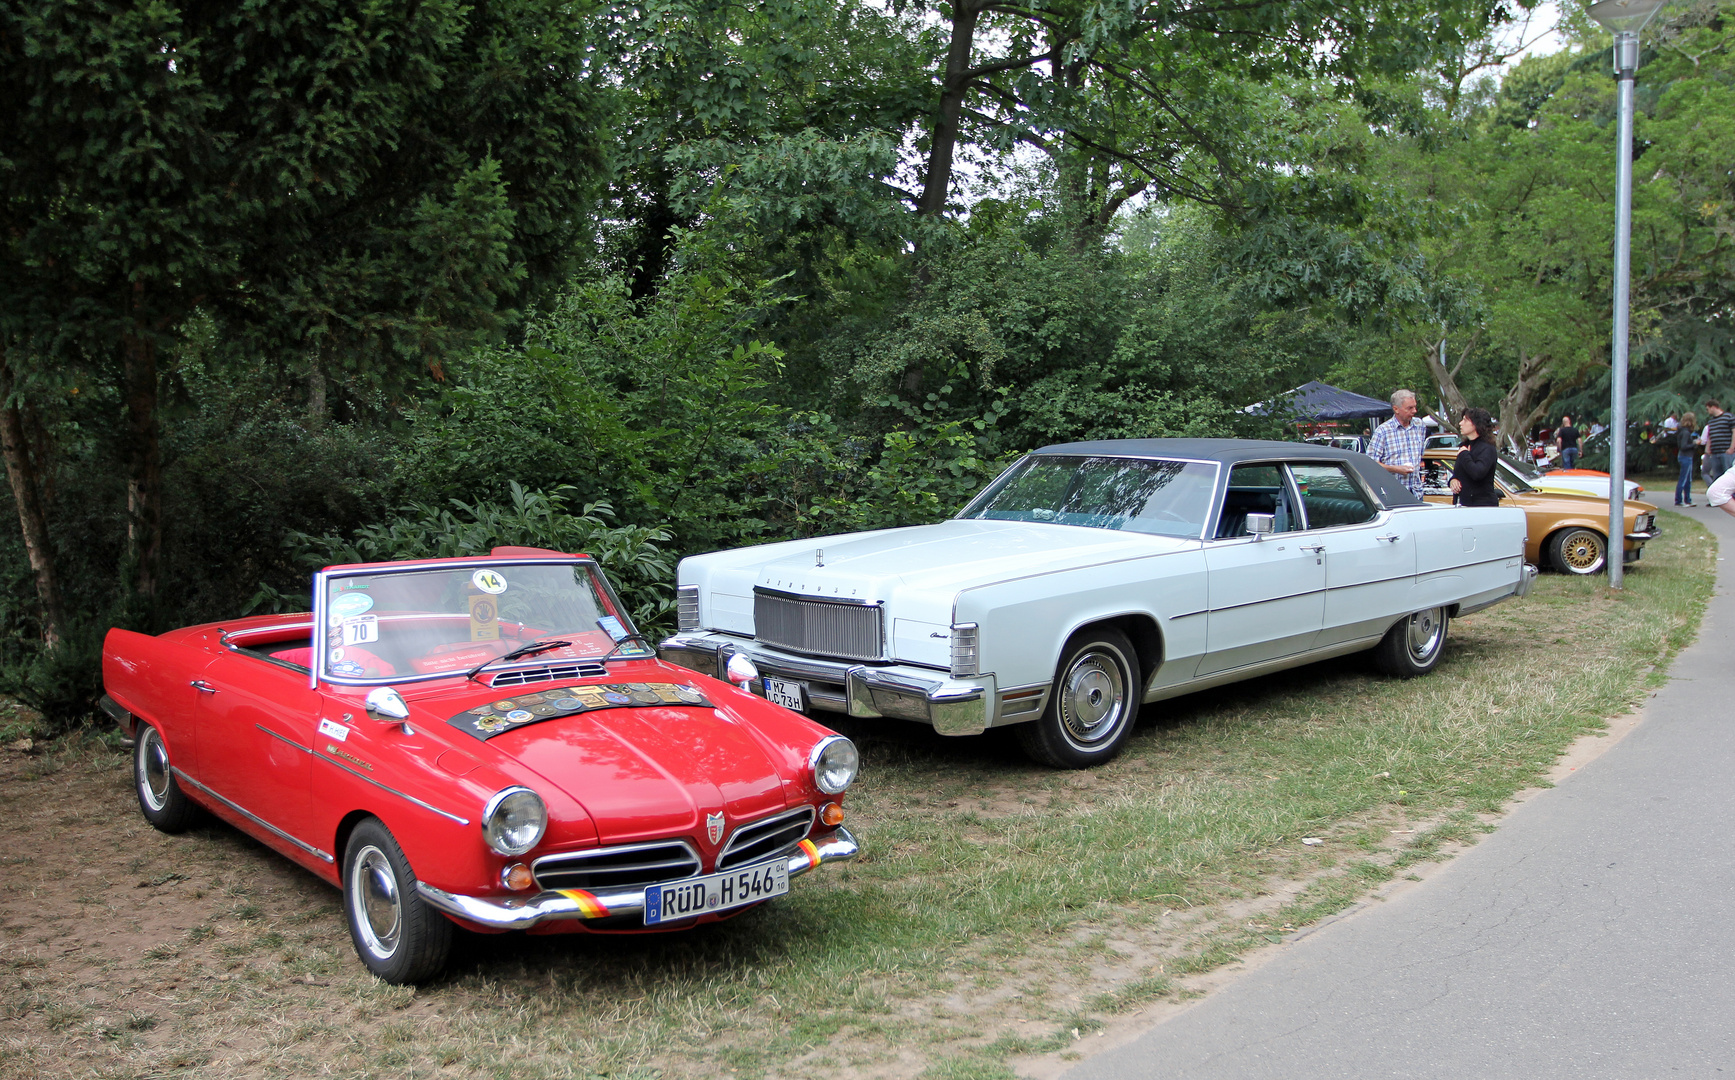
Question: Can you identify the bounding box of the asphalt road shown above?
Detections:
[1063,506,1735,1080]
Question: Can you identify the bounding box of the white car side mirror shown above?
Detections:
[1246,513,1275,540]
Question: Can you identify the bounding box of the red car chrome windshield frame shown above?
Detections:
[309,556,645,689]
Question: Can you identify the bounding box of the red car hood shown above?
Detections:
[406,680,792,847]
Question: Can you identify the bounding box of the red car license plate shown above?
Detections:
[644,858,790,925]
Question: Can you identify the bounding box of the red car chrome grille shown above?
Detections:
[717,806,816,871]
[532,840,700,892]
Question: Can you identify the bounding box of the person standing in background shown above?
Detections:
[1707,458,1735,518]
[1555,416,1581,470]
[1449,408,1502,507]
[1676,411,1700,506]
[1703,402,1733,481]
[1367,390,1427,497]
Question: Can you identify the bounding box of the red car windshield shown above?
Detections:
[318,561,649,683]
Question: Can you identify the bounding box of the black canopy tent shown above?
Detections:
[1246,381,1395,422]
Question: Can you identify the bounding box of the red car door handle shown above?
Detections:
[190,680,217,694]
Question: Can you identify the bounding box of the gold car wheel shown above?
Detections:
[1550,528,1607,575]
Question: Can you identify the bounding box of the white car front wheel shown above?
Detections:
[1017,628,1141,769]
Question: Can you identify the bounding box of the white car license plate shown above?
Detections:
[644,858,789,925]
[763,675,805,711]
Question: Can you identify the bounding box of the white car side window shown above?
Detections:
[1289,463,1378,529]
[1217,464,1298,538]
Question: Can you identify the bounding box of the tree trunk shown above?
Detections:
[1498,346,1556,458]
[307,347,327,431]
[917,1,982,218]
[0,357,66,647]
[122,328,164,601]
[1422,335,1468,421]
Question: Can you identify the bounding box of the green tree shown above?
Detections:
[1356,2,1735,444]
[0,0,611,642]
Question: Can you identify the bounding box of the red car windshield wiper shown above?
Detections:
[466,640,572,682]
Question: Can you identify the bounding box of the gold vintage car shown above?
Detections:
[1420,449,1660,575]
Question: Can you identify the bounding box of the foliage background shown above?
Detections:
[3,0,1732,731]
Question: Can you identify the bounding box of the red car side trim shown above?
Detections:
[173,768,335,863]
[316,752,471,826]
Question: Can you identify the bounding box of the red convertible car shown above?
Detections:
[101,549,860,984]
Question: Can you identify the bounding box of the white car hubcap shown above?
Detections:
[1059,650,1125,746]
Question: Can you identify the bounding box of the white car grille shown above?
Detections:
[753,589,883,661]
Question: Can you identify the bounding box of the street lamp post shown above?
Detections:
[1588,0,1666,589]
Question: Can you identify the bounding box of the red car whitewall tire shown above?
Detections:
[134,723,200,833]
[343,818,454,984]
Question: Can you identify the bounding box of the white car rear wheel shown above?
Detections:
[1372,607,1449,677]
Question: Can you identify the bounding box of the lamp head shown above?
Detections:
[1590,0,1666,75]
[1587,0,1667,34]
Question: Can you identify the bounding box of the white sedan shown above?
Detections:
[661,439,1535,769]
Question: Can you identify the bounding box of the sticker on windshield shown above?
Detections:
[469,593,500,642]
[596,615,628,642]
[342,615,378,646]
[330,592,374,620]
[471,569,508,595]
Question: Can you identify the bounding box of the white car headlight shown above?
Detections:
[482,787,547,856]
[810,736,859,795]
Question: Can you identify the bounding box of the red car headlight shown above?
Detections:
[810,736,859,795]
[482,787,547,856]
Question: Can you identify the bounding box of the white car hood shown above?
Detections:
[684,519,1199,663]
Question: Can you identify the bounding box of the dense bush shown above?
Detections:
[0,208,1368,737]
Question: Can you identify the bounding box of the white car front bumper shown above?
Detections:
[659,631,997,736]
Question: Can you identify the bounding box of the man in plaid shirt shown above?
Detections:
[1368,389,1427,496]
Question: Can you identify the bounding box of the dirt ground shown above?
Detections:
[0,732,1485,1080]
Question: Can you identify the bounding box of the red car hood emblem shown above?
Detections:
[707,812,725,845]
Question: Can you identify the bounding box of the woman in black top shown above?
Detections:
[1450,408,1501,507]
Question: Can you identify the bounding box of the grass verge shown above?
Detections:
[0,510,1713,1080]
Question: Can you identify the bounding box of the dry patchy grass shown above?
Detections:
[0,511,1712,1080]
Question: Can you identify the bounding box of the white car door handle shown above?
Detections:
[1299,544,1325,554]
[1376,533,1401,543]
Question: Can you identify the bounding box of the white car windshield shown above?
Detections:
[1494,459,1539,494]
[319,561,650,682]
[1500,453,1544,480]
[958,456,1217,538]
